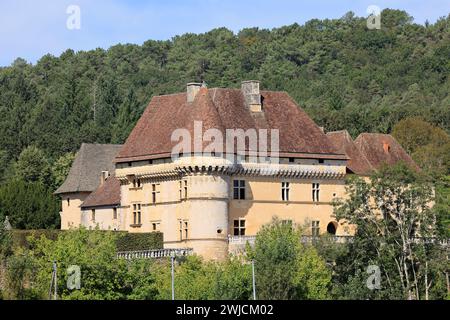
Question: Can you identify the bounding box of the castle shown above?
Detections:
[55,81,418,260]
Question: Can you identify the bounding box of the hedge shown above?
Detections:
[9,229,163,252]
[116,232,163,252]
[11,229,61,249]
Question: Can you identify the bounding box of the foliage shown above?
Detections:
[0,10,448,167]
[0,180,60,229]
[14,146,51,185]
[10,229,61,249]
[115,232,163,252]
[392,117,450,175]
[26,228,157,300]
[434,176,450,238]
[332,164,448,299]
[3,248,39,300]
[51,152,75,189]
[248,218,331,300]
[153,255,253,300]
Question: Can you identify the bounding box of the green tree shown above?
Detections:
[392,117,449,155]
[0,180,60,229]
[28,229,157,300]
[51,152,75,189]
[14,146,51,185]
[248,218,331,300]
[333,164,448,300]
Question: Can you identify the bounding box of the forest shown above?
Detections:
[0,9,448,234]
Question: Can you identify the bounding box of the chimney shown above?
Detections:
[187,82,202,103]
[100,171,109,186]
[241,80,262,112]
[383,142,390,154]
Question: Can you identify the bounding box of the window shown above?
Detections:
[312,183,320,202]
[318,159,325,164]
[312,221,320,237]
[282,182,290,201]
[133,178,141,188]
[184,221,189,239]
[152,222,160,232]
[179,220,189,240]
[67,198,70,207]
[151,184,159,204]
[233,219,246,236]
[180,180,188,200]
[113,208,117,220]
[91,209,95,222]
[233,180,246,200]
[133,204,141,226]
[289,157,295,163]
[282,219,293,226]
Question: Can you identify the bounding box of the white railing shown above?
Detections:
[228,236,257,245]
[228,235,354,246]
[117,248,193,260]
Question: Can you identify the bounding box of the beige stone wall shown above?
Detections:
[80,207,123,231]
[113,157,350,259]
[60,192,90,230]
[229,177,349,236]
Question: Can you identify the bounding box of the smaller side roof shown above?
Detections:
[354,133,420,172]
[81,176,121,208]
[326,130,373,175]
[55,143,123,194]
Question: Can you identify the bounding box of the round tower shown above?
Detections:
[186,173,230,260]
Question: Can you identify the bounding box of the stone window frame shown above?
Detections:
[233,218,246,236]
[281,181,290,201]
[233,179,246,200]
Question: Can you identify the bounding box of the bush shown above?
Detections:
[11,230,61,249]
[116,232,163,252]
[248,218,332,300]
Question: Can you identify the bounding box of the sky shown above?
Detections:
[0,0,449,67]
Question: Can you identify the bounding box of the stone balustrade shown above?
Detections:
[117,248,193,260]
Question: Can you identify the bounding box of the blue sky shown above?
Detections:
[0,0,449,66]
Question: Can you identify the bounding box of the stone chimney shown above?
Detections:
[187,82,202,103]
[241,80,262,112]
[100,170,109,186]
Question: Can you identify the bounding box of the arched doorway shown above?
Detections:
[327,222,337,235]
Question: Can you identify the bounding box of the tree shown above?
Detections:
[27,228,157,300]
[51,152,75,189]
[392,117,449,154]
[248,218,331,300]
[14,146,51,185]
[392,117,450,175]
[333,164,448,299]
[0,180,60,229]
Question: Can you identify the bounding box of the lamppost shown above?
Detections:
[171,251,175,301]
[48,260,57,300]
[252,260,256,300]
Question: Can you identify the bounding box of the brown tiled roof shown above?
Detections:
[326,130,373,175]
[354,133,420,172]
[55,143,123,194]
[81,176,121,208]
[115,88,346,163]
